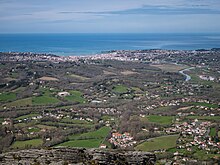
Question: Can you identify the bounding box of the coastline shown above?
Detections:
[1,33,220,56]
[1,48,219,64]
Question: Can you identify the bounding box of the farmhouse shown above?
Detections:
[99,144,107,149]
[58,91,70,97]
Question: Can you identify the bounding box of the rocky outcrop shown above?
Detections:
[0,147,156,165]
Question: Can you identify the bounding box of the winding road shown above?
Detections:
[179,67,195,81]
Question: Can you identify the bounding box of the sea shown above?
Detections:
[0,33,220,56]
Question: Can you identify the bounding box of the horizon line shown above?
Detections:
[1,32,220,35]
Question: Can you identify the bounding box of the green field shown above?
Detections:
[10,72,19,79]
[186,115,220,121]
[0,118,4,124]
[151,64,188,72]
[0,92,16,102]
[11,139,43,149]
[193,150,220,161]
[32,95,60,105]
[27,127,41,133]
[112,85,129,94]
[58,139,102,148]
[135,135,179,152]
[209,127,216,137]
[69,74,90,81]
[6,97,32,107]
[69,126,111,140]
[144,115,173,125]
[64,90,85,103]
[57,126,111,148]
[14,122,30,128]
[32,87,61,105]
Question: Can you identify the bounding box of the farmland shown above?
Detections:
[0,92,16,102]
[112,85,129,94]
[57,126,111,148]
[11,139,43,149]
[135,135,179,152]
[64,90,85,103]
[144,115,174,125]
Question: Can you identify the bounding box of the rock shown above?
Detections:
[0,147,156,165]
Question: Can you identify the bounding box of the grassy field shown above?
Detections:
[0,92,16,102]
[151,64,188,72]
[32,87,61,105]
[64,90,85,103]
[5,97,32,107]
[11,139,43,149]
[101,115,114,121]
[112,85,129,94]
[69,126,111,140]
[57,126,111,148]
[144,115,173,125]
[14,122,30,128]
[10,72,19,79]
[69,74,90,81]
[209,127,216,137]
[57,139,102,148]
[135,134,179,152]
[0,118,4,124]
[32,95,60,105]
[186,115,220,121]
[193,150,220,161]
[27,127,41,133]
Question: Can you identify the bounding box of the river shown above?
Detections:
[179,67,195,81]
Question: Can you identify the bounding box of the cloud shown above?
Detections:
[0,0,220,33]
[60,6,220,16]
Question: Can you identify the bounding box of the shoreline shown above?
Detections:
[1,47,219,57]
[1,48,220,64]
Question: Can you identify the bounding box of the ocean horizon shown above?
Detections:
[0,33,220,56]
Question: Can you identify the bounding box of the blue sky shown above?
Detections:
[0,0,220,33]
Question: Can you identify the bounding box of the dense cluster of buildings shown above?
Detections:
[109,132,137,148]
[1,49,220,65]
[166,119,220,152]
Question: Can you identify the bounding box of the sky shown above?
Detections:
[0,0,220,33]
